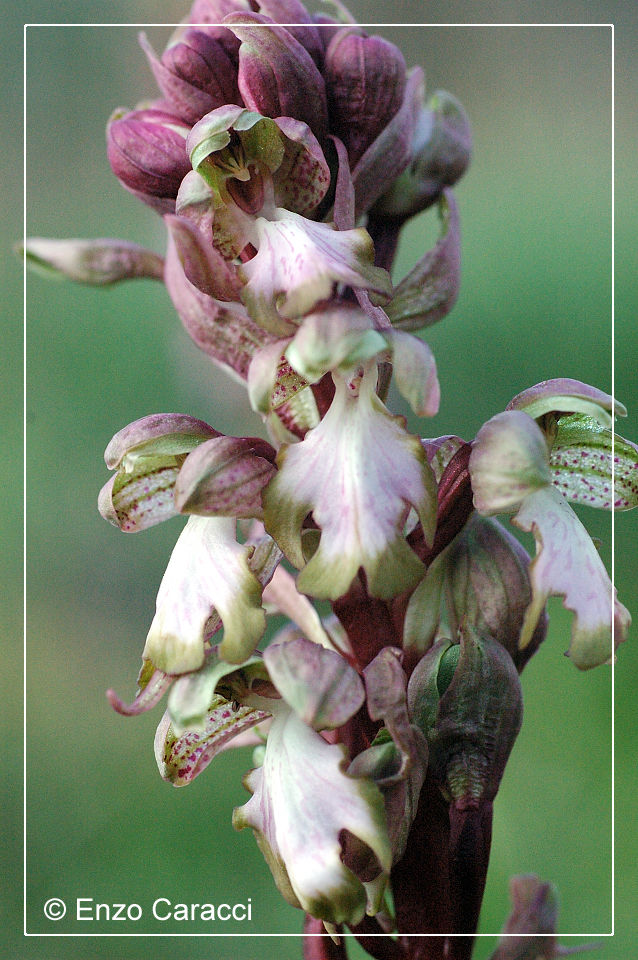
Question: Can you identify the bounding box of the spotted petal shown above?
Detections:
[549,414,638,511]
[232,705,391,924]
[263,366,437,600]
[156,696,269,786]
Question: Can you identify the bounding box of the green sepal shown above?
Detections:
[549,413,638,511]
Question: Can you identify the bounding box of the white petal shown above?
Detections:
[143,516,265,673]
[233,707,391,924]
[514,486,630,669]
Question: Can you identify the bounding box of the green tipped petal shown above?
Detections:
[263,367,436,601]
[143,516,268,674]
[233,707,391,925]
[513,486,631,669]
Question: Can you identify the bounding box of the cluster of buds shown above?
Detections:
[24,1,636,957]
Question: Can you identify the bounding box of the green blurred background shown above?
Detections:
[5,1,637,957]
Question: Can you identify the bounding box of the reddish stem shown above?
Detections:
[303,916,348,960]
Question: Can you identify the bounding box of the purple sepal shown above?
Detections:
[225,12,329,143]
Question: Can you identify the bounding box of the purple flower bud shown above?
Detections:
[106,108,191,208]
[140,29,241,126]
[256,0,324,68]
[187,0,249,60]
[373,91,472,220]
[325,28,407,165]
[225,12,329,144]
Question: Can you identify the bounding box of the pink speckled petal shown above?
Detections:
[156,697,269,786]
[549,414,638,511]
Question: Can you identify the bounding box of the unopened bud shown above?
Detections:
[324,28,407,164]
[140,29,241,126]
[373,90,471,220]
[407,626,522,809]
[106,108,191,208]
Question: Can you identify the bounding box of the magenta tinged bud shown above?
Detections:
[106,108,191,205]
[187,0,248,59]
[373,90,471,220]
[141,29,241,126]
[224,12,329,144]
[325,28,407,165]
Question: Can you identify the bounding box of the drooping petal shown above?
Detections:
[263,366,437,600]
[164,229,277,379]
[233,706,391,924]
[142,516,268,673]
[107,667,175,716]
[156,696,269,786]
[239,209,392,333]
[164,214,242,300]
[549,413,638,511]
[263,638,364,730]
[385,190,461,331]
[513,485,631,669]
[383,329,440,417]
